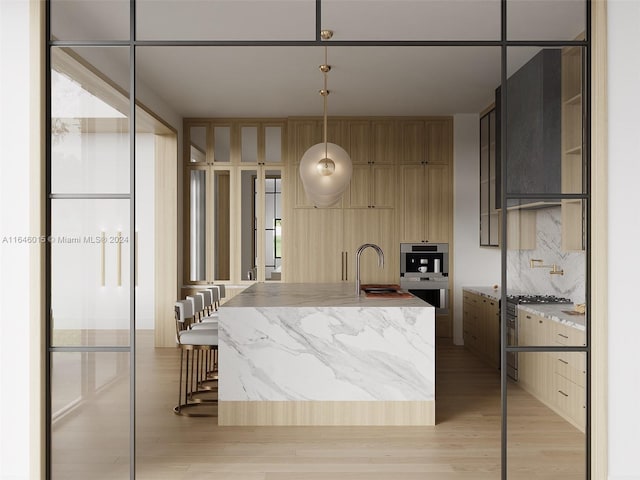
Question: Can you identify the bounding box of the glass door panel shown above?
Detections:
[264,126,283,164]
[51,47,130,195]
[240,169,258,280]
[213,170,231,281]
[136,0,316,41]
[507,353,586,479]
[507,0,586,41]
[503,47,585,207]
[213,126,231,163]
[505,200,587,349]
[264,170,283,281]
[188,125,207,164]
[51,199,131,347]
[51,352,130,480]
[188,168,207,282]
[50,0,130,41]
[241,126,258,163]
[323,0,500,40]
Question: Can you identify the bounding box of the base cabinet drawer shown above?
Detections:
[554,374,586,431]
[553,352,586,387]
[554,322,586,346]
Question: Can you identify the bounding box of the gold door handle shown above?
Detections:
[344,251,348,281]
[116,231,122,287]
[100,231,106,286]
[135,231,138,287]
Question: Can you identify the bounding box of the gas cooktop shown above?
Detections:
[506,294,572,304]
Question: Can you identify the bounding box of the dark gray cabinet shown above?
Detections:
[496,49,562,209]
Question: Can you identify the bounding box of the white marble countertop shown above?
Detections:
[463,286,585,331]
[222,282,433,308]
[519,304,586,331]
[218,282,435,405]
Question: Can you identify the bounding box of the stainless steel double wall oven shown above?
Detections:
[399,243,449,314]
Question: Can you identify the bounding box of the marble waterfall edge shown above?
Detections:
[219,306,435,402]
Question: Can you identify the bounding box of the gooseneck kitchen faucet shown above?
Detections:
[355,243,385,296]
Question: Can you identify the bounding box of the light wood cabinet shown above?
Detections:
[400,164,451,243]
[399,119,452,165]
[343,209,397,284]
[483,297,500,369]
[286,208,344,283]
[289,119,323,208]
[286,208,397,285]
[518,310,554,400]
[463,291,482,357]
[517,308,586,432]
[462,290,499,369]
[552,321,586,429]
[506,209,537,251]
[346,120,395,209]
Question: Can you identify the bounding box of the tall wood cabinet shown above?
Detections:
[286,116,453,337]
[399,164,451,244]
[345,120,396,209]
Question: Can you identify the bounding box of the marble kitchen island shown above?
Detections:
[217,283,435,426]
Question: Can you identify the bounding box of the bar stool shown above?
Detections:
[173,299,218,417]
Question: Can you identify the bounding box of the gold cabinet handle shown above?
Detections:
[135,231,138,287]
[344,251,347,281]
[100,231,106,286]
[558,358,569,365]
[116,231,122,287]
[558,390,569,397]
[558,333,569,339]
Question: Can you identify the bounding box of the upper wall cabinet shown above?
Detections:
[497,48,562,208]
[346,120,396,209]
[400,119,452,165]
[186,120,286,166]
[399,164,451,244]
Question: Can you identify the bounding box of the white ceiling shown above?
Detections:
[50,0,585,118]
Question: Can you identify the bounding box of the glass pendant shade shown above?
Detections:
[299,142,352,207]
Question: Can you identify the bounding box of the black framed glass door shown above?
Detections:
[46,1,591,478]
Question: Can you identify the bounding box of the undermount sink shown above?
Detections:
[360,284,414,299]
[362,287,398,294]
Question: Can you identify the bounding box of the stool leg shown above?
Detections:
[177,349,184,414]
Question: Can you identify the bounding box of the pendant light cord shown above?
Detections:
[323,45,328,159]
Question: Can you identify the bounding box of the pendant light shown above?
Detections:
[299,30,352,208]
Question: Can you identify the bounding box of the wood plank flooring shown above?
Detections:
[51,332,585,479]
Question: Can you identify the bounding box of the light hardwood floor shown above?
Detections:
[51,332,585,479]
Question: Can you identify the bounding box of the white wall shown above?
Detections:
[453,114,501,345]
[607,1,640,478]
[0,1,33,478]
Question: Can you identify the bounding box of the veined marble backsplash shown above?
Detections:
[507,206,586,304]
